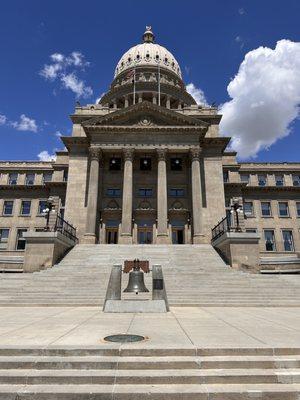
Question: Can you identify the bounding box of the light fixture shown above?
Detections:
[175,159,180,164]
[143,159,148,165]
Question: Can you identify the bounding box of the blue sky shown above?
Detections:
[0,0,299,161]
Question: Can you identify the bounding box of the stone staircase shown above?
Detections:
[0,244,300,306]
[0,347,299,398]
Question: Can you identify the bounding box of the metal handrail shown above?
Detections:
[54,215,78,243]
[211,215,232,241]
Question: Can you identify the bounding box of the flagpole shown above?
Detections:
[158,62,161,106]
[133,66,136,105]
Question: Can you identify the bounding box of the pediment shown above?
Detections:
[82,101,208,129]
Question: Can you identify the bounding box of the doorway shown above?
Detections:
[106,228,118,244]
[138,228,152,244]
[172,228,184,244]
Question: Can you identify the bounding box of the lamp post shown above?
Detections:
[43,199,55,231]
[231,202,243,232]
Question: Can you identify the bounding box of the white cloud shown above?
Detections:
[95,92,106,104]
[186,83,208,106]
[61,73,93,98]
[40,51,93,98]
[0,114,7,125]
[37,150,56,161]
[220,39,300,159]
[11,114,38,132]
[55,130,63,137]
[239,8,245,15]
[235,36,245,49]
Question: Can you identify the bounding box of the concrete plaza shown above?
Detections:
[0,306,298,349]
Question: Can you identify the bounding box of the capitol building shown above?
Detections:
[0,27,300,273]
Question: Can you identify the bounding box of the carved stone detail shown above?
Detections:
[190,146,202,161]
[157,148,167,161]
[123,148,134,161]
[89,146,101,160]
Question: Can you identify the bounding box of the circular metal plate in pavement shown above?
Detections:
[103,334,146,343]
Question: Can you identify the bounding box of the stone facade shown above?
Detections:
[0,28,299,270]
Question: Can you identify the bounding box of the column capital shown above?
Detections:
[157,148,167,161]
[89,146,102,160]
[123,147,134,161]
[190,146,202,161]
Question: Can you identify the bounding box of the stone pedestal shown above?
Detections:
[212,232,261,272]
[23,232,76,273]
[119,149,134,244]
[156,149,170,244]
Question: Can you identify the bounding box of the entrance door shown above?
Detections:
[106,228,118,244]
[138,228,152,244]
[172,228,184,244]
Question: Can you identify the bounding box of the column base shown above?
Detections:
[156,234,170,244]
[193,234,207,244]
[119,234,133,244]
[82,233,97,244]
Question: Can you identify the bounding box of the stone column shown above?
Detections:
[84,146,101,243]
[166,96,171,109]
[124,96,129,108]
[120,148,134,244]
[152,93,157,104]
[156,149,169,244]
[190,147,205,244]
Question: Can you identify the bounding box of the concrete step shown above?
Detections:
[0,368,299,384]
[0,244,299,306]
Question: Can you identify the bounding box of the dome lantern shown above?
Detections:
[143,26,155,43]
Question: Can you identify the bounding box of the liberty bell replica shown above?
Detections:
[123,259,149,295]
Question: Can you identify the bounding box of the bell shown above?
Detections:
[123,269,149,294]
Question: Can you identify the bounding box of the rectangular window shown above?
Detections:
[261,202,271,217]
[246,228,257,233]
[38,200,47,215]
[296,202,300,217]
[169,188,184,197]
[244,201,254,217]
[109,158,121,171]
[0,229,9,250]
[292,175,300,186]
[43,172,52,183]
[3,201,13,216]
[240,174,250,183]
[8,173,18,185]
[258,174,267,186]
[223,171,229,183]
[25,173,35,185]
[138,188,152,197]
[35,228,45,232]
[264,230,276,251]
[140,158,151,171]
[20,201,31,215]
[282,230,294,252]
[170,158,182,171]
[106,188,121,197]
[16,229,27,250]
[275,174,284,186]
[278,201,289,217]
[63,170,68,181]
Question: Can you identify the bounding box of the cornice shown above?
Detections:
[84,125,206,134]
[242,185,300,192]
[201,137,231,152]
[82,101,209,128]
[0,184,50,191]
[61,136,89,151]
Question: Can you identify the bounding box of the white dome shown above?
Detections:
[114,31,182,79]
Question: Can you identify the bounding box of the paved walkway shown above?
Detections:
[0,306,299,348]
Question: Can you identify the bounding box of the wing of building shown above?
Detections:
[0,27,300,272]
